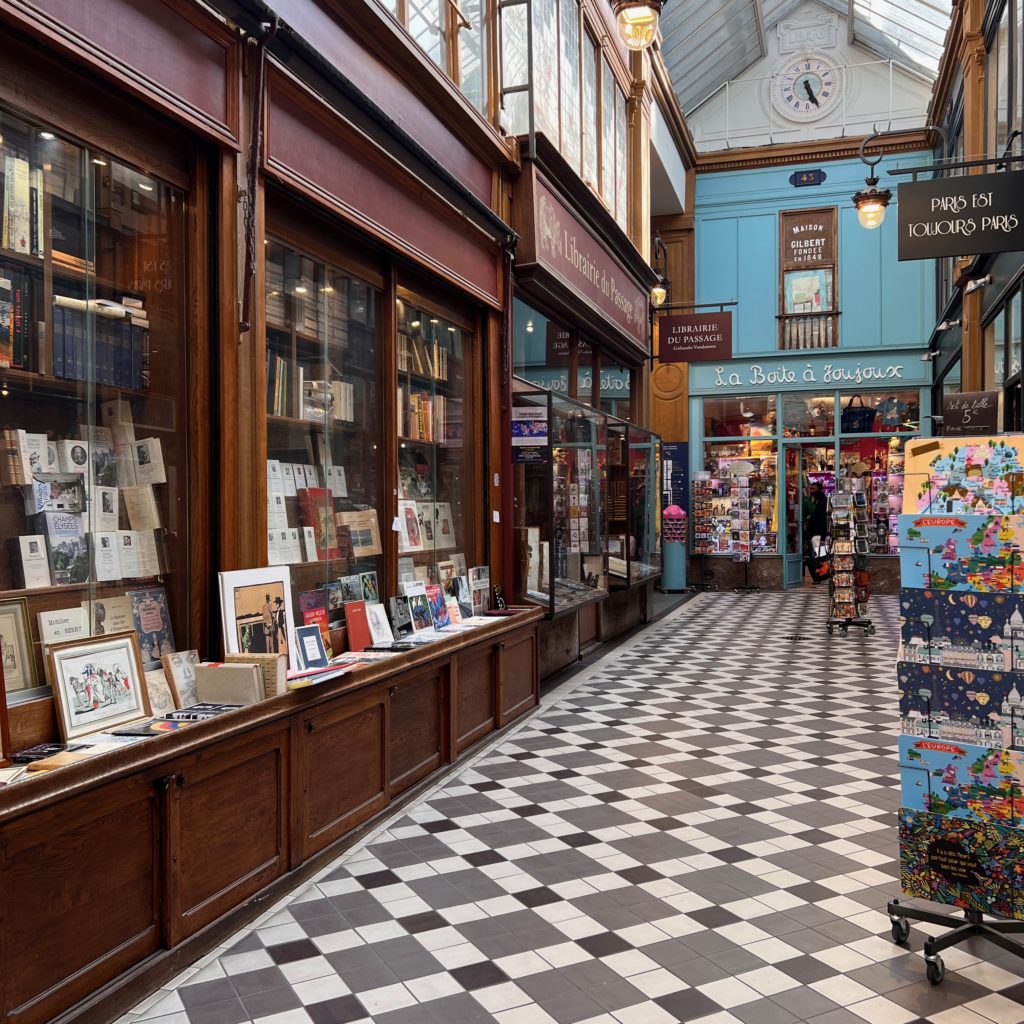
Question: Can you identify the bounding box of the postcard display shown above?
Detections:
[0,108,187,707]
[889,436,1024,983]
[826,482,873,635]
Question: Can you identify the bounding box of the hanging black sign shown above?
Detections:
[943,390,1001,436]
[898,171,1024,261]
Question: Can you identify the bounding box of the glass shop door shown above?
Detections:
[782,441,836,588]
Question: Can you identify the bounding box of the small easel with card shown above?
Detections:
[826,480,874,637]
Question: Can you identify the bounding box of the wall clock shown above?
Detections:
[771,52,843,122]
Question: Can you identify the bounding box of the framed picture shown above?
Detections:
[0,598,36,698]
[48,631,151,741]
[219,566,298,671]
[0,659,11,768]
[161,650,199,707]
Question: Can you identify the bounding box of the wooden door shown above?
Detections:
[499,627,539,726]
[454,643,497,754]
[389,667,446,797]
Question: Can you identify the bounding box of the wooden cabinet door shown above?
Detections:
[454,643,497,754]
[167,723,290,942]
[389,667,445,797]
[499,627,539,726]
[0,775,161,1024]
[298,687,388,860]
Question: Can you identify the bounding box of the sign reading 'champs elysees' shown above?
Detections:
[898,171,1024,261]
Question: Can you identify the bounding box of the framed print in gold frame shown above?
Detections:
[0,598,36,700]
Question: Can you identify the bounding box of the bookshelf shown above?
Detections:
[0,109,188,700]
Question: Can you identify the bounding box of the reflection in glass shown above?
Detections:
[782,395,834,437]
[704,396,777,438]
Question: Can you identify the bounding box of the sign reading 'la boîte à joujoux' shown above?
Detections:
[898,171,1024,261]
[658,312,732,363]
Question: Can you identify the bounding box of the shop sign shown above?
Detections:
[545,326,592,367]
[519,367,631,398]
[533,179,647,348]
[688,350,931,395]
[898,171,1024,261]
[659,312,732,363]
[780,207,836,268]
[943,390,1000,436]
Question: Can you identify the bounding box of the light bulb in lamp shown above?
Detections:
[612,1,664,51]
[852,177,891,230]
[650,282,668,307]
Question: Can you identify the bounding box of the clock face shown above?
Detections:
[771,53,842,122]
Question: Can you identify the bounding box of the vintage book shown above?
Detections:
[266,530,282,566]
[223,652,287,699]
[122,484,161,531]
[291,463,309,490]
[267,490,288,530]
[15,430,48,479]
[0,276,11,368]
[301,525,318,562]
[38,606,88,649]
[144,668,178,717]
[408,593,433,632]
[116,530,142,578]
[23,473,86,515]
[280,528,303,564]
[56,439,90,477]
[92,485,120,533]
[365,602,394,646]
[133,438,166,486]
[295,624,329,670]
[425,584,450,628]
[398,499,424,553]
[91,531,122,582]
[4,155,31,254]
[281,462,298,497]
[266,459,285,495]
[162,650,200,708]
[445,596,462,624]
[326,464,348,498]
[115,443,138,488]
[335,509,382,558]
[388,596,414,638]
[398,557,416,583]
[339,574,362,603]
[135,529,162,577]
[39,510,88,584]
[360,571,380,603]
[10,534,51,589]
[303,463,319,488]
[298,589,332,652]
[401,580,427,598]
[296,487,340,559]
[83,594,133,636]
[343,600,372,652]
[164,702,241,721]
[100,398,136,447]
[129,586,175,668]
[434,502,457,550]
[194,663,263,706]
[451,575,474,619]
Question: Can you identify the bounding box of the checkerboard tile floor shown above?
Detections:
[122,591,1024,1024]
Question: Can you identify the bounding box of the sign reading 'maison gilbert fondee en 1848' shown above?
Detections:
[533,178,647,349]
[898,171,1024,261]
[658,312,732,363]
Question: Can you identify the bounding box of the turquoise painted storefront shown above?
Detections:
[688,154,937,587]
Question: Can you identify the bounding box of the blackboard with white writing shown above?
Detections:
[943,390,1000,436]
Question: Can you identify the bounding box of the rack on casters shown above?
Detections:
[735,557,759,594]
[689,553,718,592]
[887,900,1024,985]
[825,481,873,637]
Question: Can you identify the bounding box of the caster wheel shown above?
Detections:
[827,624,834,635]
[841,627,849,637]
[890,918,910,944]
[868,625,876,636]
[926,956,945,985]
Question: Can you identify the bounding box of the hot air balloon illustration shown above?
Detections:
[977,693,991,706]
[960,671,976,685]
[963,594,978,608]
[979,615,993,628]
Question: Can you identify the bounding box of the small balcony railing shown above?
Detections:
[778,312,839,351]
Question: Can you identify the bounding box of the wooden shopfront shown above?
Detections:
[0,3,539,1023]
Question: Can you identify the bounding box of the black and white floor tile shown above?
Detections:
[121,591,1024,1024]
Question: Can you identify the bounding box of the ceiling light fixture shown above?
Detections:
[611,0,665,51]
[39,131,55,141]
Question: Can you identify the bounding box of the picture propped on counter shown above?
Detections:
[899,514,1024,592]
[899,736,1024,825]
[898,588,1024,671]
[903,437,1024,516]
[219,567,298,671]
[899,808,1024,920]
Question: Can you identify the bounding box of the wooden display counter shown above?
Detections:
[0,610,541,1024]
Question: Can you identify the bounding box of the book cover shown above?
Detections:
[92,486,119,533]
[365,602,394,646]
[39,510,88,585]
[24,473,86,515]
[162,650,200,707]
[445,596,462,624]
[339,574,362,603]
[360,571,380,603]
[298,588,331,652]
[12,534,50,589]
[129,586,175,668]
[296,487,340,559]
[409,593,433,632]
[133,437,166,486]
[122,484,161,531]
[83,594,133,636]
[295,624,329,670]
[335,509,382,558]
[6,156,31,254]
[223,652,287,699]
[398,498,424,553]
[37,606,88,647]
[56,439,90,476]
[91,531,122,582]
[343,600,372,652]
[388,596,414,638]
[194,663,263,706]
[425,584,450,628]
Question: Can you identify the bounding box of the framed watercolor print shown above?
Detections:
[48,630,151,741]
[219,566,298,671]
[0,598,36,699]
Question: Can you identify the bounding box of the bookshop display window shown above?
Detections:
[606,420,662,585]
[0,106,189,704]
[264,238,383,644]
[396,292,470,585]
[703,396,776,437]
[698,442,779,555]
[512,389,608,615]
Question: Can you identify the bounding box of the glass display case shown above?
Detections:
[264,239,382,642]
[512,390,608,615]
[607,421,663,586]
[0,105,190,703]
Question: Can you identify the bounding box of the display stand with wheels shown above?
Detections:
[690,475,724,591]
[826,482,873,636]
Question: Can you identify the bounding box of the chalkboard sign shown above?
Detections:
[943,390,1000,436]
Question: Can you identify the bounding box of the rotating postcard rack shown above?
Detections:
[826,480,873,636]
[888,435,1024,984]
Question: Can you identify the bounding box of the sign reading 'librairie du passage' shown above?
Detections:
[898,171,1024,261]
[658,312,732,363]
[943,390,1001,436]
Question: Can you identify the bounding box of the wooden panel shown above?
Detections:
[455,644,497,753]
[265,68,500,308]
[170,725,289,941]
[1,0,239,143]
[300,688,388,859]
[0,776,159,1024]
[579,602,600,649]
[389,669,445,797]
[499,630,538,725]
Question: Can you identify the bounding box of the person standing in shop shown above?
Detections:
[803,481,828,554]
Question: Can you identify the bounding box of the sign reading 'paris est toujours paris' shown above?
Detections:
[898,171,1024,261]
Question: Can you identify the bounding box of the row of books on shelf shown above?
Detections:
[298,373,356,423]
[0,424,166,491]
[2,155,45,258]
[267,458,346,502]
[398,331,450,381]
[0,264,37,370]
[51,296,150,389]
[268,484,382,562]
[397,387,447,442]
